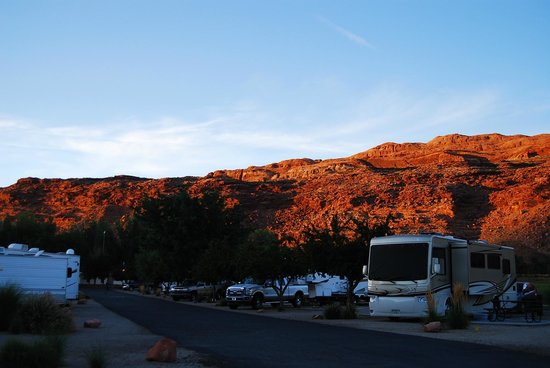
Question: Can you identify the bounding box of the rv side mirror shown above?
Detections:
[362,265,368,276]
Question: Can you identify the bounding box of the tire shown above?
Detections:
[292,292,304,308]
[229,305,238,310]
[251,294,263,310]
[172,296,180,302]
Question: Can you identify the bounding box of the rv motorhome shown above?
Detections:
[366,234,516,318]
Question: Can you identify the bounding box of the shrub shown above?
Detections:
[0,284,23,331]
[342,303,358,319]
[424,289,442,323]
[446,283,469,329]
[0,335,66,368]
[323,302,358,319]
[18,293,75,334]
[85,344,108,368]
[323,303,342,319]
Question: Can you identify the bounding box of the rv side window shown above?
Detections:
[502,259,511,274]
[470,252,485,268]
[487,254,500,270]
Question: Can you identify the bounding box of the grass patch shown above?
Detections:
[0,335,66,368]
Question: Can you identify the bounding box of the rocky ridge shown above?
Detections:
[1,133,548,255]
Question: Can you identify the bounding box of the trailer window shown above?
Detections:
[487,254,501,270]
[369,243,429,281]
[470,252,485,268]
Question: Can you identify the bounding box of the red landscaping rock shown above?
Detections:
[424,321,442,332]
[83,319,102,328]
[146,337,177,362]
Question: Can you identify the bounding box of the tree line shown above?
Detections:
[0,190,395,303]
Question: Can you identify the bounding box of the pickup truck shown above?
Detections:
[225,277,309,309]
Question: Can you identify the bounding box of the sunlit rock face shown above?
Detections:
[1,133,548,254]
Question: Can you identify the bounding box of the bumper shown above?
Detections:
[226,296,252,306]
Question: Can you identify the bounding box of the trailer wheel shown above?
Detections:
[252,294,263,310]
[292,292,304,308]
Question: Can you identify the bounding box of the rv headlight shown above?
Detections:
[417,296,427,304]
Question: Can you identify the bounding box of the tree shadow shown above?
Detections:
[447,183,494,239]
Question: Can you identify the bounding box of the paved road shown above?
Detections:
[86,289,546,368]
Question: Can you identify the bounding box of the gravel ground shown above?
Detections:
[1,292,549,367]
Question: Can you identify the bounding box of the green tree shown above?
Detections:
[125,190,247,285]
[0,213,57,250]
[301,213,393,305]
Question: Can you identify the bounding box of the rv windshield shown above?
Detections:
[369,243,429,281]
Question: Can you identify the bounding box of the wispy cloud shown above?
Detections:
[315,14,375,49]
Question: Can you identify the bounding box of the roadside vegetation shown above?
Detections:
[0,285,74,367]
[0,335,66,368]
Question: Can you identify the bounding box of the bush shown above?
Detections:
[0,335,66,368]
[446,283,469,329]
[18,293,75,334]
[424,289,442,323]
[342,303,358,319]
[85,344,108,368]
[323,302,358,319]
[0,284,23,331]
[323,303,342,319]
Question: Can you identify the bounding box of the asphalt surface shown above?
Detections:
[85,288,550,368]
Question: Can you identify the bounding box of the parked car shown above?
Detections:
[168,282,196,301]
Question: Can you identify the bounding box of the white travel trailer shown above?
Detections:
[366,234,516,318]
[0,251,69,303]
[306,274,348,304]
[0,243,81,302]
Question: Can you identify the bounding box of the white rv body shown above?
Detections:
[0,251,69,303]
[367,234,516,318]
[1,244,81,301]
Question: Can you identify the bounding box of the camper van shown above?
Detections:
[366,234,516,318]
[0,244,81,303]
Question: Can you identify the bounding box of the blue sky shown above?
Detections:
[1,0,549,187]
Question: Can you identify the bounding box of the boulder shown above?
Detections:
[146,338,177,362]
[423,321,442,332]
[83,319,101,328]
